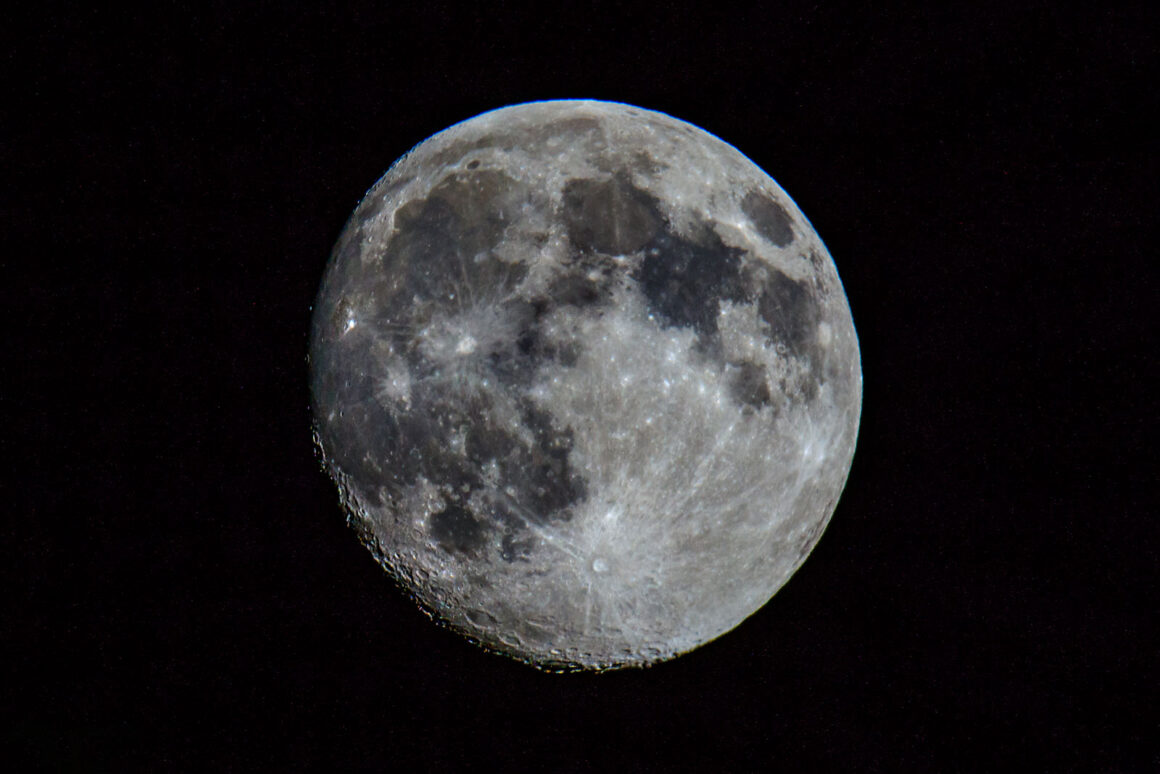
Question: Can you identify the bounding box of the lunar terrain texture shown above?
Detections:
[310,100,861,671]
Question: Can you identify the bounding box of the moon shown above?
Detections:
[310,100,861,671]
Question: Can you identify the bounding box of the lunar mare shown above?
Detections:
[310,100,861,671]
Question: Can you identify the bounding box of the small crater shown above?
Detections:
[741,190,794,247]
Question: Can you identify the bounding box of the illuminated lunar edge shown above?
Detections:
[310,100,861,671]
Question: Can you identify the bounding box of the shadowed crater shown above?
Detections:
[741,190,794,247]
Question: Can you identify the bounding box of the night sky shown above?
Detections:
[10,2,1156,770]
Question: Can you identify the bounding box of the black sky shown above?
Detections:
[8,2,1157,770]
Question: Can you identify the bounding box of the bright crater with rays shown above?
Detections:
[310,100,861,670]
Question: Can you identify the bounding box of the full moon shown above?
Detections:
[310,100,861,671]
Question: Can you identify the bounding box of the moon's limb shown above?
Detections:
[310,100,861,671]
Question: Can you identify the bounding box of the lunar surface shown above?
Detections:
[310,100,861,671]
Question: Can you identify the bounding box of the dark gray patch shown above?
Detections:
[384,169,528,310]
[548,273,605,308]
[365,385,482,494]
[500,531,535,563]
[796,507,832,561]
[562,175,663,255]
[433,397,585,529]
[489,292,587,388]
[327,230,363,287]
[423,169,516,256]
[312,376,485,509]
[344,373,491,497]
[554,342,580,367]
[728,361,772,409]
[411,424,480,494]
[476,299,545,387]
[430,503,487,555]
[424,134,508,172]
[758,270,819,358]
[547,116,602,139]
[631,150,666,175]
[741,190,794,247]
[357,175,413,231]
[311,365,389,505]
[356,194,386,228]
[465,420,519,465]
[635,218,748,337]
[465,159,481,170]
[466,609,498,626]
[489,402,586,523]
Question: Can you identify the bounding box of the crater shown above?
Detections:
[741,190,794,247]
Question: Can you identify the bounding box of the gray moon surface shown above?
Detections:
[309,100,861,671]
